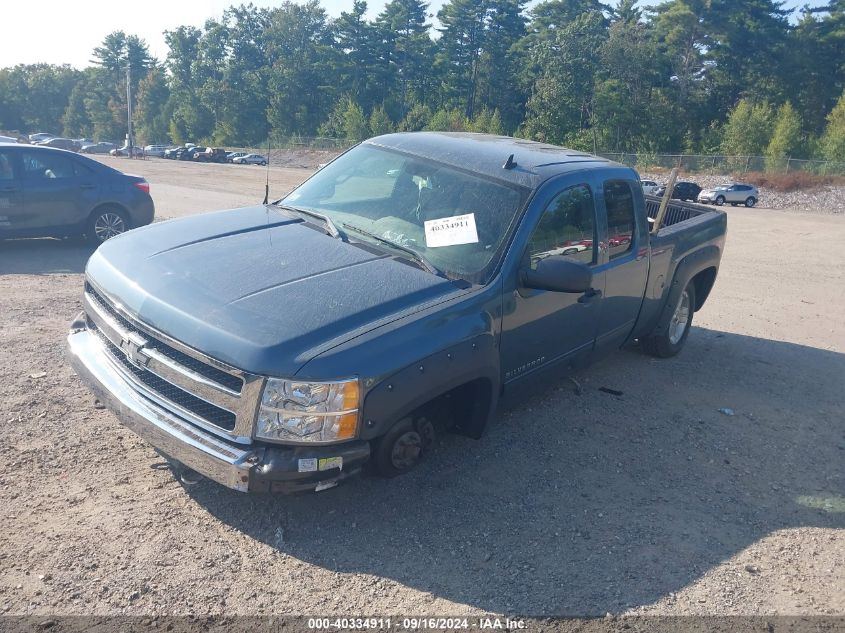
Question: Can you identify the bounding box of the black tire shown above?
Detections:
[745,197,756,208]
[260,161,267,166]
[642,281,696,358]
[715,195,725,206]
[87,206,130,245]
[562,248,578,255]
[372,416,435,478]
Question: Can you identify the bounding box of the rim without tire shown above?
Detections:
[390,431,423,470]
[668,288,692,345]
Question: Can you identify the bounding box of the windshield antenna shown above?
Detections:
[262,136,271,205]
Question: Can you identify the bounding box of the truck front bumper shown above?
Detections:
[67,328,370,493]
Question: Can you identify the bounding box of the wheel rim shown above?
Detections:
[390,431,422,470]
[716,197,724,205]
[746,198,755,207]
[93,212,126,242]
[668,289,691,345]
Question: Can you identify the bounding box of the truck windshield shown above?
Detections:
[279,144,526,283]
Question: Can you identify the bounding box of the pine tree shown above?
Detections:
[720,99,775,157]
[369,106,394,136]
[821,90,845,161]
[342,98,368,140]
[765,102,803,170]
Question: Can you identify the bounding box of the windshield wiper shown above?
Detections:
[273,203,344,240]
[341,222,443,277]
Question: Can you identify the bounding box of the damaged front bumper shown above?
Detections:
[67,326,370,493]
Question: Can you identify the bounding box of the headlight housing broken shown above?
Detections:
[256,378,360,444]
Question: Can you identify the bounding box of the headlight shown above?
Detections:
[256,378,360,444]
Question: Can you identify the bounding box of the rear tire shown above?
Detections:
[87,207,129,245]
[745,197,756,208]
[642,282,696,358]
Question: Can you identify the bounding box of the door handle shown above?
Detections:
[79,183,97,189]
[1,186,18,192]
[578,288,602,304]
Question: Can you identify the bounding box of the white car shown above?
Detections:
[697,183,759,207]
[640,179,660,196]
[144,144,171,158]
[233,153,267,166]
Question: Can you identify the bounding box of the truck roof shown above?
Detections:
[365,132,622,189]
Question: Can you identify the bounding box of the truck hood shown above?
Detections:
[86,205,467,376]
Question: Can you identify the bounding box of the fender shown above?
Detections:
[651,245,721,337]
[360,333,500,440]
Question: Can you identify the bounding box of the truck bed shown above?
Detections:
[630,195,727,343]
[644,194,721,231]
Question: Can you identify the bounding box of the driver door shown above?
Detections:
[500,183,605,384]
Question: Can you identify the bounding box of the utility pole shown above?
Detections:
[126,63,134,158]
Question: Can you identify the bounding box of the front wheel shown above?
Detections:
[745,197,756,208]
[87,207,129,245]
[715,196,725,206]
[260,161,267,166]
[372,417,435,478]
[642,282,696,358]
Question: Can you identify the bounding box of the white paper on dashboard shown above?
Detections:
[424,213,479,248]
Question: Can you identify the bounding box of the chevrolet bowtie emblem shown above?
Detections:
[120,332,150,368]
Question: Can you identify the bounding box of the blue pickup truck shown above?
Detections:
[68,133,726,493]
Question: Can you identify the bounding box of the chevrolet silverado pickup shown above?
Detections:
[68,132,727,493]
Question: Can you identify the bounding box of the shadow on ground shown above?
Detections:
[0,238,94,275]
[186,327,844,615]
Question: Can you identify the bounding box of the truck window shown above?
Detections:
[604,180,636,260]
[527,184,595,268]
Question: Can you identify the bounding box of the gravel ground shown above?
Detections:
[0,158,843,618]
[639,171,845,214]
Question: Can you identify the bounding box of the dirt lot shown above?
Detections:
[0,157,843,618]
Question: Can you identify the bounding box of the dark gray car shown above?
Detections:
[0,144,154,244]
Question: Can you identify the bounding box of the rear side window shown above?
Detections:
[0,152,14,180]
[528,184,596,267]
[73,159,95,176]
[21,152,75,179]
[604,180,636,260]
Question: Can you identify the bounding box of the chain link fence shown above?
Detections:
[598,152,845,176]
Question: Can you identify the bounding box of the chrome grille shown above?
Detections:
[83,280,263,443]
[86,284,243,393]
[94,329,237,430]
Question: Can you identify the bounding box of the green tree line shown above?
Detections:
[1,0,845,162]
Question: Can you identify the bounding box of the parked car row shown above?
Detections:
[159,144,267,165]
[646,179,759,207]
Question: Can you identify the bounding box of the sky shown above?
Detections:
[1,0,831,70]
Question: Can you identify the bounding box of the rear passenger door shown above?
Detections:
[20,151,93,231]
[594,178,650,352]
[0,148,24,233]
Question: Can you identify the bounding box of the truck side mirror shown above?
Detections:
[522,256,592,293]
